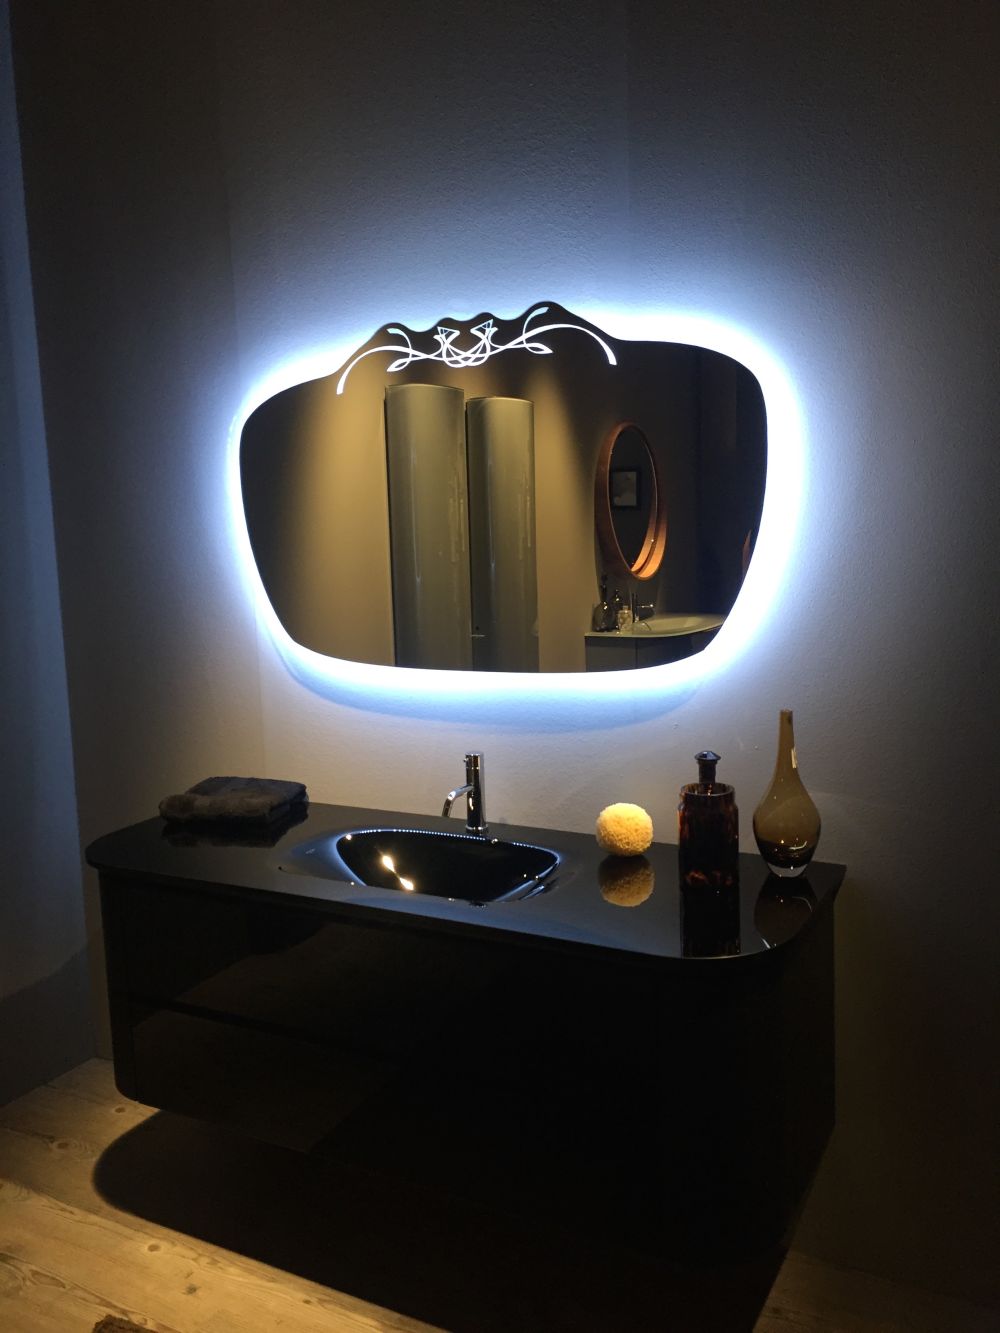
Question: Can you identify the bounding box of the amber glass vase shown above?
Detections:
[753,710,821,877]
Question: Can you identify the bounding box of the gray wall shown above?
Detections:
[10,0,999,1307]
[0,0,91,1103]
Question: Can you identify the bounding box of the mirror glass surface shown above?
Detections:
[240,303,767,673]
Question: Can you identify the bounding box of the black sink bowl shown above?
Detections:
[279,827,560,904]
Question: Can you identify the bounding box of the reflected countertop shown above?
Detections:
[87,802,845,969]
[586,613,725,640]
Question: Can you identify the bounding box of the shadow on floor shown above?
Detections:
[95,1108,784,1333]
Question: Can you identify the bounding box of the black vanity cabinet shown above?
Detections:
[90,804,844,1261]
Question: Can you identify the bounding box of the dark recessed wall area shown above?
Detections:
[2,0,997,1312]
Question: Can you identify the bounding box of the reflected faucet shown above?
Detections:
[442,751,488,837]
[630,592,655,627]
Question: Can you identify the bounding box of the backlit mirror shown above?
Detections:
[240,303,767,672]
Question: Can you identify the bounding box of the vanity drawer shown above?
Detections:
[107,876,506,1060]
[126,1000,395,1151]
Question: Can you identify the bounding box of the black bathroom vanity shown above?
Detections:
[88,802,844,1262]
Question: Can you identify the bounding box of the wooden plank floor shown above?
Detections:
[0,1060,995,1332]
[0,1061,437,1333]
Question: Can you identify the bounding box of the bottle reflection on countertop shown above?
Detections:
[680,882,741,957]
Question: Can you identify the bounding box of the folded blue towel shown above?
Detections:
[159,776,307,825]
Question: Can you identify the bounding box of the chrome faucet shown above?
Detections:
[442,751,488,836]
[630,592,655,624]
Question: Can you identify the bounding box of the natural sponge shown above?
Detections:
[595,802,654,857]
[599,856,655,907]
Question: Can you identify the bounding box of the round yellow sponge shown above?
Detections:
[595,802,654,857]
[599,856,655,907]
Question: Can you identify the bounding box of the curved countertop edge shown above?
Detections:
[86,801,845,971]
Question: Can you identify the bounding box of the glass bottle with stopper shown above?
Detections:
[677,750,739,891]
[678,751,740,956]
[592,573,616,632]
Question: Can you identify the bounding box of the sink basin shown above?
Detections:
[630,613,724,636]
[279,827,560,904]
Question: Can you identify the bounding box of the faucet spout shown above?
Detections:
[442,752,488,836]
[441,783,472,818]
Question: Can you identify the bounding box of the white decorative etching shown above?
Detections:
[335,303,617,394]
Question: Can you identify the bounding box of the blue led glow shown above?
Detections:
[226,306,804,709]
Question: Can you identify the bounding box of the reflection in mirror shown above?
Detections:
[239,303,767,673]
[595,422,667,580]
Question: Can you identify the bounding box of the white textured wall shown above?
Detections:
[12,0,999,1305]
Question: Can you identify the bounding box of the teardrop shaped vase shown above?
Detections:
[753,710,821,877]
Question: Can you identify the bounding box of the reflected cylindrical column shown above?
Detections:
[466,396,538,672]
[384,383,471,669]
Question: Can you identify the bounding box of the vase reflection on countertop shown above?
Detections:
[753,875,816,949]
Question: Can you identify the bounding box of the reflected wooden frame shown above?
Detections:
[595,421,668,580]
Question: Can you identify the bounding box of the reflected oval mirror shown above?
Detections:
[595,422,667,580]
[239,303,767,674]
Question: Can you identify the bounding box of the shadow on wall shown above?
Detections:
[95,1109,784,1333]
[0,951,93,1107]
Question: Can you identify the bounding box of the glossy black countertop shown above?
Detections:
[87,801,845,968]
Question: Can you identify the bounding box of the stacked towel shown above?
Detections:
[161,800,308,847]
[159,776,307,826]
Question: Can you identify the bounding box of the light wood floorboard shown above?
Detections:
[752,1250,997,1332]
[0,1060,995,1332]
[0,1061,440,1332]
